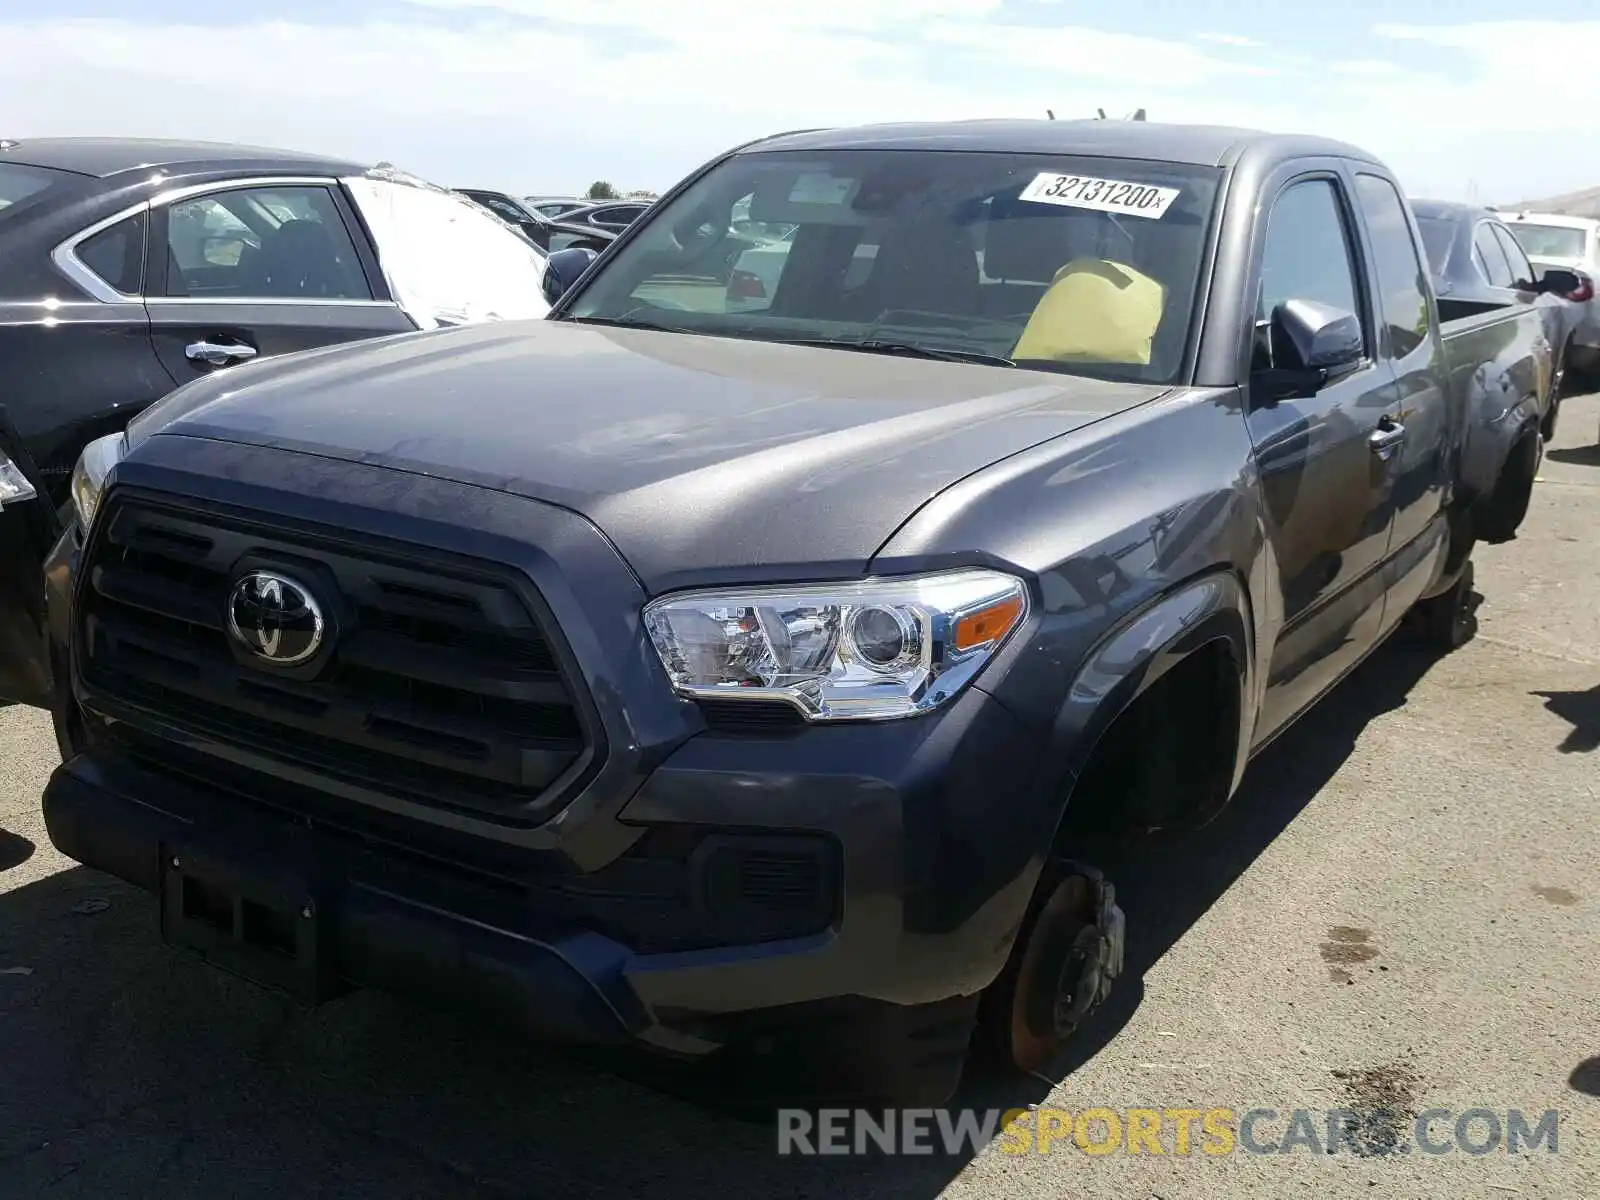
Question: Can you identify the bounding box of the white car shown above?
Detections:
[1499,210,1600,392]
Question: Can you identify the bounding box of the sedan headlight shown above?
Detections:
[643,569,1029,721]
[69,432,127,530]
[0,448,36,509]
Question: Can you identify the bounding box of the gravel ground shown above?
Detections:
[2,397,1597,1199]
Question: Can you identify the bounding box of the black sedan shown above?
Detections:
[454,188,615,253]
[0,137,551,706]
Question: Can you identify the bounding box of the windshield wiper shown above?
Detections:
[555,313,685,334]
[556,320,1017,368]
[777,338,1015,368]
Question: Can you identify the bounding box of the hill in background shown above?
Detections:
[1503,184,1600,218]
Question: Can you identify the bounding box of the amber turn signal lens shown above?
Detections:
[952,593,1025,651]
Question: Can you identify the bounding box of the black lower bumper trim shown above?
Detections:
[43,755,642,1047]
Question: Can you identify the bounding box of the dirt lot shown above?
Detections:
[3,398,1597,1199]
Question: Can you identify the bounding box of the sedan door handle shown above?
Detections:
[185,340,258,366]
[1369,420,1406,456]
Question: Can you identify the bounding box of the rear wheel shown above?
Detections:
[1475,428,1540,544]
[1407,559,1480,652]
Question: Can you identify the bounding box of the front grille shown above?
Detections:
[77,492,596,822]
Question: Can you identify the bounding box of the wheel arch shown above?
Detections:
[1047,567,1256,836]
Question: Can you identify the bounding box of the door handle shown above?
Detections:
[1369,420,1406,456]
[185,340,258,366]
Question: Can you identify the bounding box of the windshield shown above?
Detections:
[563,149,1223,384]
[343,177,550,327]
[0,162,70,217]
[1413,216,1457,275]
[1506,222,1589,259]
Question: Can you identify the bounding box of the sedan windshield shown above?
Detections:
[562,149,1222,384]
[1507,223,1589,260]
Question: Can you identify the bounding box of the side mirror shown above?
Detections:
[542,247,598,305]
[1534,266,1587,299]
[1252,299,1363,402]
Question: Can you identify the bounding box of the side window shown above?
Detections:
[76,212,147,295]
[162,186,372,300]
[595,205,646,227]
[1258,178,1363,350]
[1473,223,1515,288]
[1491,224,1534,287]
[1352,174,1430,359]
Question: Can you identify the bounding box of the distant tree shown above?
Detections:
[586,180,620,200]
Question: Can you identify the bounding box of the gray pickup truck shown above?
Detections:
[22,120,1562,1106]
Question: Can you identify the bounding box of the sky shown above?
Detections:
[4,1,1598,205]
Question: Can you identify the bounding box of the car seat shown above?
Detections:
[1011,258,1167,366]
[239,219,353,298]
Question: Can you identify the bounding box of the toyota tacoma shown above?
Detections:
[16,119,1563,1104]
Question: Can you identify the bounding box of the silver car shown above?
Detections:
[1500,209,1600,392]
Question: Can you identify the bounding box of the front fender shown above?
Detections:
[1050,569,1255,802]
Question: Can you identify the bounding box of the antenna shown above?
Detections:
[1129,108,1147,121]
[1097,108,1107,119]
[1046,109,1056,120]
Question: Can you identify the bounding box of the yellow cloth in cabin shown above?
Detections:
[1011,258,1167,366]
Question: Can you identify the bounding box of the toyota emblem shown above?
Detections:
[226,570,326,666]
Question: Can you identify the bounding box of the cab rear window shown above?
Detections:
[0,163,70,217]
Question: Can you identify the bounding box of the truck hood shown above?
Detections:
[129,320,1166,591]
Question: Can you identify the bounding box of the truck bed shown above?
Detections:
[1435,296,1552,508]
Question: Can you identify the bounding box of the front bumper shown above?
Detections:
[41,669,1042,1104]
[42,669,1046,1027]
[44,750,643,1046]
[40,440,1067,1100]
[41,510,1054,1103]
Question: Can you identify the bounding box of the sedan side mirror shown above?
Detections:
[1252,298,1364,402]
[1533,266,1588,300]
[542,247,599,305]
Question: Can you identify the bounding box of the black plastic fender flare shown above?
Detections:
[1047,568,1256,821]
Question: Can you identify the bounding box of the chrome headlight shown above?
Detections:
[643,569,1029,721]
[69,432,127,530]
[0,447,36,509]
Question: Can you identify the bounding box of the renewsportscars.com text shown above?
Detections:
[776,1106,1560,1158]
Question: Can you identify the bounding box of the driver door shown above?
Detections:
[0,408,60,707]
[1245,170,1402,741]
[144,182,414,390]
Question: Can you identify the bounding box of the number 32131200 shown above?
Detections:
[1018,172,1181,219]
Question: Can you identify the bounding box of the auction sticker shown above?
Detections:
[1019,172,1180,219]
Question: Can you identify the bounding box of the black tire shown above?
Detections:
[1408,559,1480,652]
[1475,430,1539,544]
[977,860,1124,1075]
